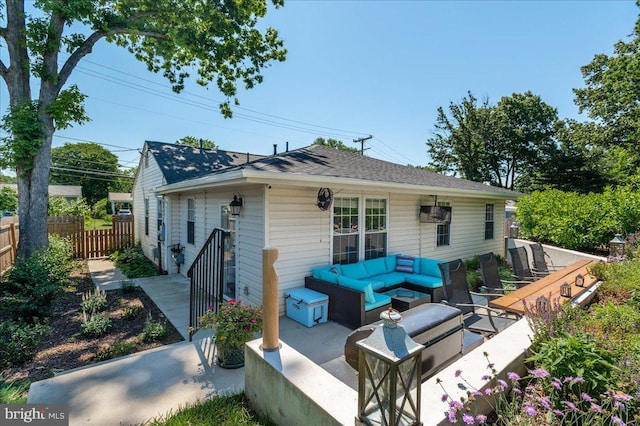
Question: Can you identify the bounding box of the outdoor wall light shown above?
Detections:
[575,274,585,288]
[609,234,626,258]
[356,308,424,426]
[229,194,243,216]
[560,282,572,298]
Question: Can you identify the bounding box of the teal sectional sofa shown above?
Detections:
[304,254,445,329]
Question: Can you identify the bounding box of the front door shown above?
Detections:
[221,205,237,300]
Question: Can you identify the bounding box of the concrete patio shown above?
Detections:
[28,260,353,425]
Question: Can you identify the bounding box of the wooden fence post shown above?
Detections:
[262,246,279,351]
[9,222,17,261]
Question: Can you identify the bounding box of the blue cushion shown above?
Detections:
[363,283,376,304]
[317,269,339,284]
[384,255,397,273]
[365,292,392,311]
[337,275,370,292]
[420,258,444,277]
[374,272,408,287]
[364,258,387,277]
[370,281,386,291]
[395,255,415,273]
[406,274,442,288]
[341,262,369,280]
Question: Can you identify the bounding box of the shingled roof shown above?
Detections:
[145,140,266,184]
[231,144,518,196]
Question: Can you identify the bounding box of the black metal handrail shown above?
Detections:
[188,227,228,341]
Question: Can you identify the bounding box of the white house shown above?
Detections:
[133,141,520,314]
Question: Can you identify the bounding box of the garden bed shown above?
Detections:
[1,262,183,383]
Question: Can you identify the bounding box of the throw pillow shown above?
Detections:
[363,284,376,304]
[395,254,415,273]
[330,266,340,275]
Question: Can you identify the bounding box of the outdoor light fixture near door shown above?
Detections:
[356,308,424,426]
[229,194,243,216]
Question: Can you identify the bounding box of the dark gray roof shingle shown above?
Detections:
[146,141,265,184]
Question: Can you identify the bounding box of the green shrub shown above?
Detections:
[0,319,50,368]
[81,288,107,313]
[517,184,640,253]
[80,313,112,338]
[142,314,168,343]
[110,244,158,278]
[122,305,144,320]
[527,331,618,396]
[2,235,75,321]
[120,279,137,294]
[94,341,136,362]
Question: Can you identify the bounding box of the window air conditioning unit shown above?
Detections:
[419,205,452,224]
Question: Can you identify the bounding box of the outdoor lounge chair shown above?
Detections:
[438,259,519,337]
[477,252,531,295]
[508,246,543,281]
[529,242,566,275]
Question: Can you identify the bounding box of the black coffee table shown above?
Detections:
[382,287,431,311]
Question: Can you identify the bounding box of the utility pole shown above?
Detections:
[353,135,373,155]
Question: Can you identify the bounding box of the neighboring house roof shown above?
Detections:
[145,140,267,184]
[108,192,133,203]
[0,184,82,198]
[156,144,521,199]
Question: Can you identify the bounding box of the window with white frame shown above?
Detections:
[436,201,451,247]
[144,198,149,236]
[333,197,359,264]
[187,198,195,245]
[156,197,164,241]
[364,198,387,260]
[485,203,495,240]
[333,196,387,264]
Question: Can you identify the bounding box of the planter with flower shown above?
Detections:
[199,299,263,368]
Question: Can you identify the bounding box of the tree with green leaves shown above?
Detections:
[312,137,359,153]
[50,142,121,205]
[0,185,17,212]
[0,0,286,258]
[176,136,218,150]
[426,91,557,190]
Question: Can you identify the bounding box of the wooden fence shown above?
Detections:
[0,215,135,274]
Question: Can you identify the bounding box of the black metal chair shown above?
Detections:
[477,252,531,295]
[438,259,519,337]
[529,242,566,275]
[508,246,542,281]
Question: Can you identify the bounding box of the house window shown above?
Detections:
[364,198,387,260]
[187,198,195,245]
[157,197,164,241]
[333,197,359,264]
[436,201,451,247]
[144,198,149,236]
[333,196,388,264]
[485,203,495,240]
[144,149,149,168]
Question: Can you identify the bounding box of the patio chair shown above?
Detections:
[438,259,520,337]
[508,246,542,281]
[477,252,531,295]
[529,242,566,275]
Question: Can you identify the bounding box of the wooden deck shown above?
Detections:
[489,259,599,315]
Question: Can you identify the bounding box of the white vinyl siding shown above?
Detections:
[132,149,165,262]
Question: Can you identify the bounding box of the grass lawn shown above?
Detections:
[85,217,112,230]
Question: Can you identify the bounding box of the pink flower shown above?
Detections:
[455,369,462,378]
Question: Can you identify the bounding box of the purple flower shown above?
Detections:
[484,388,492,395]
[529,368,550,379]
[475,414,487,424]
[487,362,495,369]
[538,397,552,410]
[612,392,633,402]
[564,401,577,412]
[507,372,520,381]
[472,391,483,397]
[553,409,564,417]
[551,380,562,390]
[581,392,594,402]
[524,405,537,417]
[513,388,523,395]
[571,377,585,384]
[612,416,625,426]
[481,375,491,380]
[462,414,475,425]
[498,379,507,390]
[591,403,602,413]
[451,400,463,410]
[455,369,462,378]
[448,408,457,423]
[441,394,449,402]
[614,401,627,412]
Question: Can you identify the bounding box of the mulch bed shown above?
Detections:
[2,263,184,383]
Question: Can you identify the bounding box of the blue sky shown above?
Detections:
[1,1,638,172]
